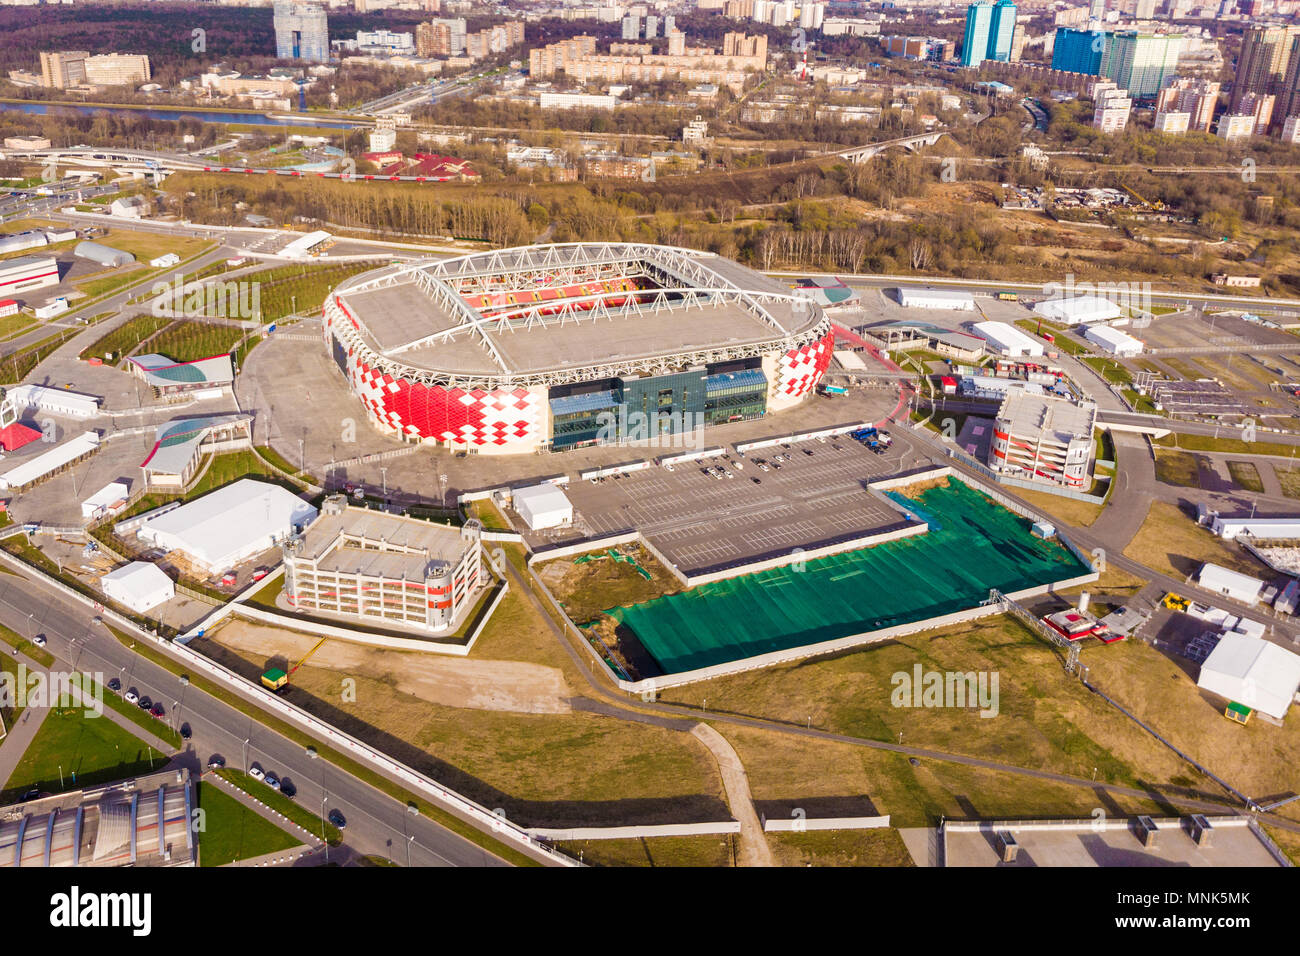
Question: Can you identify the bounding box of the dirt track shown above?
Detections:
[211,620,573,715]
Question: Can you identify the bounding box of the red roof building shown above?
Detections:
[0,422,43,452]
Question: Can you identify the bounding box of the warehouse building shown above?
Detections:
[0,255,59,296]
[990,393,1096,488]
[1033,295,1123,325]
[971,321,1045,358]
[0,431,100,492]
[74,241,133,268]
[1084,323,1143,357]
[100,561,175,613]
[1202,510,1300,540]
[897,287,976,310]
[81,480,130,520]
[282,496,487,634]
[135,478,317,573]
[1196,563,1265,605]
[0,229,49,257]
[1197,632,1300,720]
[6,383,100,419]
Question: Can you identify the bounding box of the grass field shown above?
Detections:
[1,706,165,801]
[1156,432,1300,459]
[75,266,149,300]
[1124,500,1269,580]
[1226,460,1265,493]
[1013,487,1104,528]
[96,681,183,749]
[1274,464,1300,499]
[97,230,213,264]
[653,615,1215,797]
[241,261,377,322]
[720,725,1176,832]
[1154,450,1202,488]
[197,781,302,867]
[555,835,736,867]
[767,829,916,867]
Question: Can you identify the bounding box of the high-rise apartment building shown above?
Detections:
[1231,23,1297,111]
[84,54,151,87]
[961,2,993,67]
[1102,31,1184,97]
[987,0,1017,63]
[39,51,87,89]
[1156,77,1220,131]
[274,0,329,63]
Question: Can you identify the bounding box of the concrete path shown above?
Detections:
[0,701,49,789]
[690,723,773,867]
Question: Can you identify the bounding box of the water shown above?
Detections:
[0,100,363,129]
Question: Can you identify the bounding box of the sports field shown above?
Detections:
[614,479,1091,675]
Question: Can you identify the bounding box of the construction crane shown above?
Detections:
[1121,182,1164,211]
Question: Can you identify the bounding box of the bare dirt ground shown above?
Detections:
[208,619,573,714]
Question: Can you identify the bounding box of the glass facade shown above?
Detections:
[1051,27,1107,76]
[548,363,767,449]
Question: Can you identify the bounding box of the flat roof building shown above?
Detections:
[513,483,573,530]
[991,392,1096,488]
[0,255,59,296]
[1084,323,1143,356]
[971,321,1044,358]
[136,478,317,572]
[283,496,487,633]
[1033,295,1124,325]
[1197,562,1265,605]
[0,431,99,492]
[897,287,976,310]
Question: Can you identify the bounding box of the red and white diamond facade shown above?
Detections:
[324,243,832,454]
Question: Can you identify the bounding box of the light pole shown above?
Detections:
[321,793,329,862]
[243,737,250,772]
[407,833,415,868]
[381,466,387,505]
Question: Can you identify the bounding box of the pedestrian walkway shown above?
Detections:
[0,700,49,790]
[691,723,773,867]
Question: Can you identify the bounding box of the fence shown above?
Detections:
[0,546,575,866]
[734,421,874,454]
[527,821,741,841]
[762,815,891,833]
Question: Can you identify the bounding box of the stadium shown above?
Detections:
[322,243,834,453]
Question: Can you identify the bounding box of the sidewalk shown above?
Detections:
[0,703,49,790]
[691,723,774,867]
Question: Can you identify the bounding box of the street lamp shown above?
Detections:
[381,466,388,504]
[243,737,250,772]
[407,833,415,868]
[321,793,329,862]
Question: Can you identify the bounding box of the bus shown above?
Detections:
[996,291,1019,301]
[819,384,848,396]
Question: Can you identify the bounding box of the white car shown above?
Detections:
[733,461,743,471]
[663,463,674,472]
[759,463,769,472]
[124,691,139,705]
[32,635,46,647]
[248,766,265,782]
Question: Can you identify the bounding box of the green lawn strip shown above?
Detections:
[1226,460,1265,493]
[1155,432,1300,458]
[96,679,183,749]
[196,780,302,867]
[102,624,540,866]
[253,444,318,485]
[1,654,23,726]
[0,618,56,667]
[77,313,172,362]
[215,767,341,846]
[0,704,168,801]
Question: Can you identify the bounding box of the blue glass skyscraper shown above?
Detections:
[961,2,993,67]
[988,0,1017,62]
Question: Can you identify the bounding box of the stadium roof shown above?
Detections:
[329,243,829,388]
[0,768,194,868]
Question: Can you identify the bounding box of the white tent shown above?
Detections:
[1197,563,1264,605]
[136,478,318,571]
[1033,295,1123,325]
[897,288,975,310]
[971,321,1044,358]
[101,561,175,613]
[1084,324,1143,357]
[513,483,572,530]
[1198,632,1300,720]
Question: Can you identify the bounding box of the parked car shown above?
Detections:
[150,702,165,718]
[280,779,296,799]
[328,808,347,829]
[138,696,153,710]
[264,773,280,791]
[124,691,139,705]
[32,635,46,647]
[248,765,265,782]
[180,723,192,740]
[107,677,121,692]
[207,755,225,770]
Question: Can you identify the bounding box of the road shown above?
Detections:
[0,563,515,867]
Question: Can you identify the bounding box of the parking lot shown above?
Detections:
[523,427,930,574]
